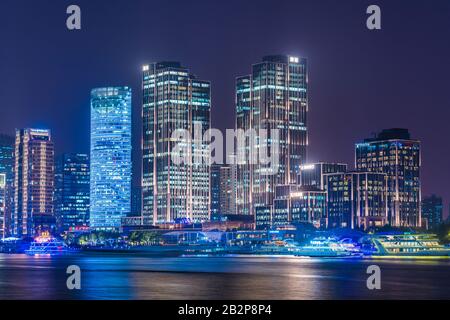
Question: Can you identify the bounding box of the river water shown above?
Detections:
[0,253,449,300]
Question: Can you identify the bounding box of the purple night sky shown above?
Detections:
[0,0,449,217]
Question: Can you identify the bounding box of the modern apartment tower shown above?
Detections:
[12,129,54,237]
[0,134,14,237]
[142,62,211,224]
[54,153,90,233]
[236,55,308,216]
[90,87,132,230]
[355,129,421,227]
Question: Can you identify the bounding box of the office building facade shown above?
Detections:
[355,128,421,227]
[0,134,14,237]
[236,55,308,216]
[90,87,132,230]
[421,195,443,230]
[326,172,388,230]
[210,164,221,218]
[299,162,348,190]
[220,165,237,216]
[142,62,211,224]
[54,153,90,233]
[12,129,54,237]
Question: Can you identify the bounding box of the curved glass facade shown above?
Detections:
[90,87,132,230]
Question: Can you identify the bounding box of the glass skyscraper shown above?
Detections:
[142,62,211,224]
[90,87,132,230]
[54,153,90,233]
[12,129,54,237]
[0,173,6,239]
[0,134,14,237]
[236,55,308,216]
[355,128,421,227]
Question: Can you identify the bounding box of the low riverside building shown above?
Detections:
[255,185,327,230]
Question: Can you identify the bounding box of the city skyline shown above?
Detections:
[0,0,449,218]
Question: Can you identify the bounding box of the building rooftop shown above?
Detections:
[364,128,415,142]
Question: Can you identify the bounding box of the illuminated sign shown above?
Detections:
[300,164,315,171]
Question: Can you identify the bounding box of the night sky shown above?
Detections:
[1,0,449,217]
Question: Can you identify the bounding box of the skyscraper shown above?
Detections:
[90,87,132,230]
[421,195,443,230]
[355,128,421,227]
[236,55,308,216]
[12,129,54,237]
[0,173,6,239]
[0,134,14,237]
[142,62,211,224]
[54,153,90,233]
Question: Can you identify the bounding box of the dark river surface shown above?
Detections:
[0,253,449,300]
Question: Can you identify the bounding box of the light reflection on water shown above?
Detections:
[0,253,449,300]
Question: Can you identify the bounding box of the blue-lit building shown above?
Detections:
[421,195,443,230]
[142,62,211,224]
[131,186,142,217]
[236,55,308,216]
[0,134,14,237]
[0,173,6,239]
[355,129,421,227]
[54,153,90,233]
[90,87,132,230]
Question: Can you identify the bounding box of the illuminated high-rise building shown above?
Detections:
[236,55,308,215]
[0,173,6,239]
[210,164,221,218]
[0,134,14,237]
[355,128,421,227]
[12,129,54,237]
[326,172,388,229]
[299,162,348,190]
[219,165,237,216]
[54,153,90,232]
[142,62,211,224]
[421,195,443,230]
[90,87,132,230]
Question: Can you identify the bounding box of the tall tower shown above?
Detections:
[142,62,211,224]
[90,87,132,230]
[0,134,14,237]
[355,128,421,227]
[236,55,308,215]
[12,129,54,237]
[54,153,90,233]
